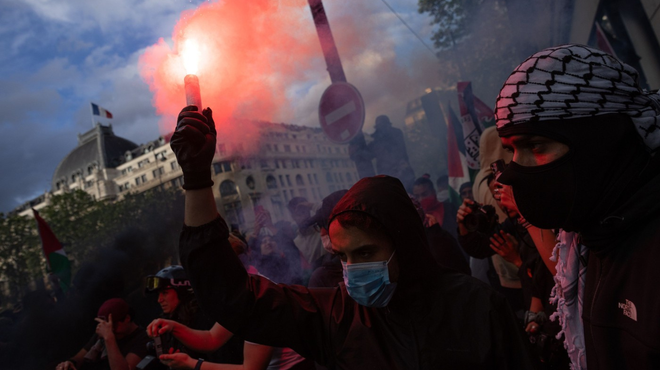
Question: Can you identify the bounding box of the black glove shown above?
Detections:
[170,106,216,190]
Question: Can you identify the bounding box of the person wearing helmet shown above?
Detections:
[145,266,230,363]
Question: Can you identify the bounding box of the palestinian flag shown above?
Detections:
[457,82,495,178]
[443,103,471,209]
[33,209,71,292]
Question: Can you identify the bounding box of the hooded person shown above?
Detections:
[172,101,531,370]
[495,44,660,369]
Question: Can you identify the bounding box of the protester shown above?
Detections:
[147,239,312,370]
[412,174,458,239]
[55,298,149,370]
[458,182,473,201]
[169,105,531,368]
[144,266,220,362]
[495,43,660,369]
[287,197,326,271]
[305,190,348,288]
[367,115,416,192]
[457,181,568,367]
[409,195,470,275]
[251,208,305,285]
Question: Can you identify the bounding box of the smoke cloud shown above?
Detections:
[139,1,443,158]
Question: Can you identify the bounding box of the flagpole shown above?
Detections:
[90,102,95,128]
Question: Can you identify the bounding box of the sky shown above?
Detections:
[0,0,442,213]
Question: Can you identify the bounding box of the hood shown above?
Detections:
[329,176,442,301]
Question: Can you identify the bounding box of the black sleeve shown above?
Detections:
[178,216,336,363]
[425,225,471,275]
[458,231,496,259]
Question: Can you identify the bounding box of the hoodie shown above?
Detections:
[179,176,531,369]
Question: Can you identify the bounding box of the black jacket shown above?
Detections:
[179,176,531,369]
[581,169,660,369]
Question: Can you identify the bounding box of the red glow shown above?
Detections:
[139,0,324,156]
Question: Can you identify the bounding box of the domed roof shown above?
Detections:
[52,123,138,190]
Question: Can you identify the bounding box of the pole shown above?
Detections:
[307,0,375,178]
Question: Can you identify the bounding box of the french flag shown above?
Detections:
[91,103,113,119]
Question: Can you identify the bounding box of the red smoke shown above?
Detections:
[139,0,320,155]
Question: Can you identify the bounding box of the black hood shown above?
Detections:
[329,176,442,305]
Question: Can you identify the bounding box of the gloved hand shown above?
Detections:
[170,106,216,190]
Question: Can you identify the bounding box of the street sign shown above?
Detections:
[318,82,365,143]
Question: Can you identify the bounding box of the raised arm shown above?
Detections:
[171,105,335,365]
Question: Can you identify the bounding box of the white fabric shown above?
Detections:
[549,231,588,370]
[496,44,660,151]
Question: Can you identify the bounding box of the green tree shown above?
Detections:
[0,213,43,304]
[418,0,485,49]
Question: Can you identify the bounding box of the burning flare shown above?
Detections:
[182,38,202,110]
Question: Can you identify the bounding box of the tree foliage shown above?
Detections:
[418,0,485,49]
[0,187,184,308]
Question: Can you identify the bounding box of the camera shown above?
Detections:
[463,202,498,233]
[490,159,506,178]
[137,337,169,370]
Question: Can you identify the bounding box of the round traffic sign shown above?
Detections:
[318,82,365,143]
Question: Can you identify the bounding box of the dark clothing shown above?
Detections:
[180,176,531,369]
[425,224,470,275]
[581,169,660,369]
[81,327,149,370]
[458,217,539,310]
[308,254,343,288]
[367,126,415,191]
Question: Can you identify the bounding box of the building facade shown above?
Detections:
[14,121,360,230]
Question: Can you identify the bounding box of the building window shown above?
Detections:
[279,175,285,187]
[152,167,164,177]
[326,172,333,183]
[313,174,319,184]
[307,174,313,185]
[274,144,279,152]
[346,172,353,183]
[286,175,292,187]
[260,160,269,168]
[282,160,288,169]
[219,180,239,197]
[266,175,277,189]
[296,175,304,186]
[296,145,300,152]
[339,173,344,183]
[275,160,280,169]
[266,144,272,151]
[214,161,232,174]
[334,173,339,183]
[289,189,295,198]
[312,187,318,200]
[135,177,141,186]
[299,188,307,197]
[310,160,314,169]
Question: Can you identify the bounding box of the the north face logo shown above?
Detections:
[618,299,637,321]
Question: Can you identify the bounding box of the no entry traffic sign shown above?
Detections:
[318,82,365,143]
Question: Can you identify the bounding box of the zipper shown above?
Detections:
[589,251,602,363]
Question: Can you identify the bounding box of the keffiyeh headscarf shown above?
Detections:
[495,44,660,152]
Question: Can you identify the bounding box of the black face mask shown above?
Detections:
[499,151,575,229]
[497,114,650,232]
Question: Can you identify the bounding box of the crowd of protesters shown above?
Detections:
[2,44,659,369]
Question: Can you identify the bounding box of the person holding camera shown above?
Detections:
[55,298,149,370]
[457,177,569,368]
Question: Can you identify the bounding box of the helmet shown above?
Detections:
[145,265,191,294]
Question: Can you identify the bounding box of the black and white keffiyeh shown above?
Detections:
[495,44,660,151]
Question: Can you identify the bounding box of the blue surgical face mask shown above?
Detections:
[342,251,397,307]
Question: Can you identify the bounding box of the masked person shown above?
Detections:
[169,105,531,369]
[412,174,459,239]
[55,298,149,370]
[495,44,660,369]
